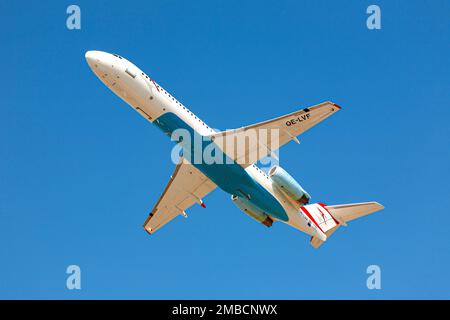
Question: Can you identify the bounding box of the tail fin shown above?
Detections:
[310,201,384,249]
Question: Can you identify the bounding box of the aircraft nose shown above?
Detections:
[85,50,95,64]
[85,50,103,69]
[85,50,116,81]
[85,50,117,87]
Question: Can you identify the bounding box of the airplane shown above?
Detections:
[85,50,384,248]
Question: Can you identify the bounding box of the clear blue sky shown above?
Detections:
[1,0,449,299]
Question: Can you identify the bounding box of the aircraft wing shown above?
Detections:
[143,158,217,234]
[210,101,341,167]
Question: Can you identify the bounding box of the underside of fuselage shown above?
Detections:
[154,112,288,221]
[86,50,384,247]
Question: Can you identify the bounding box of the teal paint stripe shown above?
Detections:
[153,112,288,221]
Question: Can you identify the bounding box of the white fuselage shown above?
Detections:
[85,50,327,240]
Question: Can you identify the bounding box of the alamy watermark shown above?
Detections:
[66,5,81,30]
[366,264,382,290]
[66,265,81,290]
[169,128,280,170]
[366,5,381,30]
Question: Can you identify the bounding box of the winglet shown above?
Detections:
[332,103,342,110]
[144,227,152,236]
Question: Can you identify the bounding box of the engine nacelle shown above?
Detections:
[231,195,273,227]
[269,166,311,204]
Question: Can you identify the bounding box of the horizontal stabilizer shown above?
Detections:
[325,202,384,224]
[309,202,384,249]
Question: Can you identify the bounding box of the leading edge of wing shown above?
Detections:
[209,101,342,138]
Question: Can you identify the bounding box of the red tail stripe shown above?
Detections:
[318,202,340,225]
[300,206,325,234]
